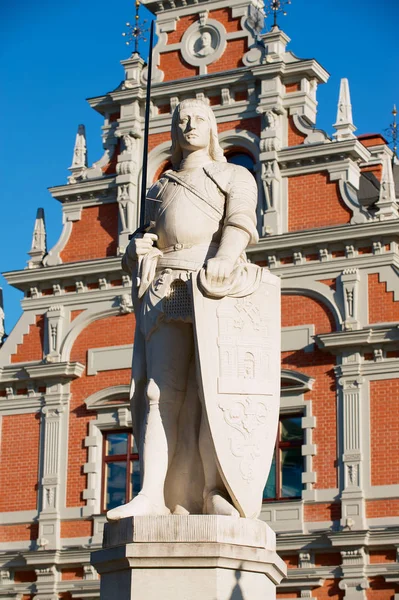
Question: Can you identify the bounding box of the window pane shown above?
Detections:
[131,435,138,454]
[263,451,276,499]
[281,416,303,443]
[106,432,128,456]
[226,153,254,171]
[105,462,127,510]
[281,448,302,498]
[130,459,141,499]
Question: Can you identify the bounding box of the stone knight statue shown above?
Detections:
[107,99,281,521]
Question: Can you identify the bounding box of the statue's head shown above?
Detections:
[170,99,226,169]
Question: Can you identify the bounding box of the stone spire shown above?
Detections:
[333,78,356,140]
[70,124,88,169]
[375,155,399,220]
[27,208,47,268]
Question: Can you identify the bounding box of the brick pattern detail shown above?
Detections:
[0,523,38,542]
[60,204,118,263]
[218,117,261,138]
[288,172,351,231]
[0,413,40,511]
[61,567,85,580]
[61,520,92,538]
[358,134,387,148]
[361,164,383,181]
[11,315,44,364]
[304,502,341,522]
[314,580,344,600]
[208,38,246,74]
[288,115,306,147]
[286,82,300,93]
[319,278,337,291]
[370,380,399,487]
[282,294,337,489]
[314,552,342,566]
[283,554,298,568]
[366,499,399,518]
[67,314,135,507]
[14,571,37,583]
[149,131,171,153]
[366,577,399,599]
[70,309,84,322]
[160,51,198,82]
[277,594,300,599]
[368,273,399,324]
[369,549,397,564]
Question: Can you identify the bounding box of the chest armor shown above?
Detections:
[147,168,225,250]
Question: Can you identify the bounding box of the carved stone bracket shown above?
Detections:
[339,268,361,331]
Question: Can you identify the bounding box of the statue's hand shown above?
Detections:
[129,233,158,259]
[205,256,235,286]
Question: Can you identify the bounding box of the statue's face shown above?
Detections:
[177,106,211,153]
[201,32,212,47]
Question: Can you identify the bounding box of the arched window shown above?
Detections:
[225,149,255,177]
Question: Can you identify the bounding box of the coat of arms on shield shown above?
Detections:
[193,266,281,518]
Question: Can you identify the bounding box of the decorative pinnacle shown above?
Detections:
[385,104,398,161]
[122,0,148,56]
[264,0,292,29]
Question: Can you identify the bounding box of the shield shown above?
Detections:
[192,267,281,518]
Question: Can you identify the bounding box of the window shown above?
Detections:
[263,414,304,501]
[102,431,140,512]
[225,150,256,177]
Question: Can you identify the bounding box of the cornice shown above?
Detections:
[278,137,371,169]
[3,257,123,291]
[248,220,399,254]
[0,361,85,385]
[316,326,399,352]
[48,177,116,204]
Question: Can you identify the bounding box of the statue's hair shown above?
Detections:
[170,99,226,169]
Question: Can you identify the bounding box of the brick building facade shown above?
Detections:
[1,0,399,598]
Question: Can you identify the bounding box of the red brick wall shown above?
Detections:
[159,9,244,81]
[0,413,40,511]
[218,117,261,138]
[277,594,300,599]
[366,499,399,519]
[61,520,92,538]
[368,273,399,324]
[67,313,135,507]
[366,577,398,600]
[11,315,44,364]
[283,555,298,568]
[287,115,306,146]
[0,523,38,542]
[288,172,352,231]
[369,549,397,563]
[370,380,399,487]
[60,204,118,263]
[304,502,341,522]
[314,552,342,566]
[314,580,344,600]
[282,294,337,489]
[61,568,84,581]
[14,571,37,583]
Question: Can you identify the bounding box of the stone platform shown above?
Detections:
[91,515,286,600]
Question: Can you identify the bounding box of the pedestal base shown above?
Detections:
[91,516,286,600]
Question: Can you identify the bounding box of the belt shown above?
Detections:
[157,243,218,271]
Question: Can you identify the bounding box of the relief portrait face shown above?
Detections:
[177,106,211,153]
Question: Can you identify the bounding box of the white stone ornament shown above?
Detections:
[180,20,227,73]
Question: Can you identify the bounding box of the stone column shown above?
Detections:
[91,516,286,600]
[37,384,68,550]
[339,548,368,599]
[337,370,367,530]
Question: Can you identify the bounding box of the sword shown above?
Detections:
[132,19,156,288]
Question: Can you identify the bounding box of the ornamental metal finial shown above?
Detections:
[385,104,398,161]
[265,0,291,29]
[122,0,148,56]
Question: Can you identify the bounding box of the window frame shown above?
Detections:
[263,412,304,503]
[101,429,140,514]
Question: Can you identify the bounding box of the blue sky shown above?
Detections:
[1,0,398,333]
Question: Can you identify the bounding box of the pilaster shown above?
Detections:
[337,366,367,530]
[45,306,65,363]
[339,547,368,599]
[339,268,361,331]
[37,384,69,550]
[34,566,59,600]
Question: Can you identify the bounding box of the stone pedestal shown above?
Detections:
[91,515,286,600]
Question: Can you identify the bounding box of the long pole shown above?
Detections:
[139,19,155,228]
